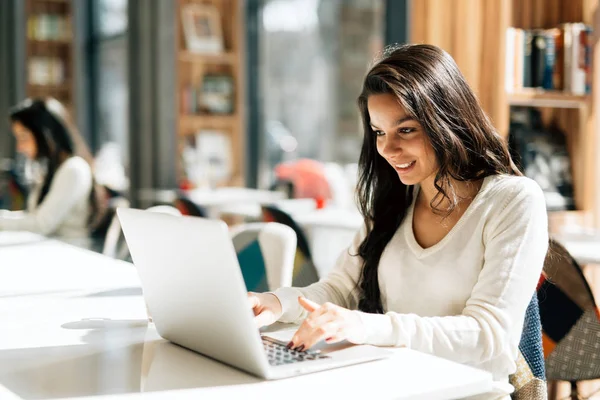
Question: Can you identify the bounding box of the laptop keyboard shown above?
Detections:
[262,336,330,366]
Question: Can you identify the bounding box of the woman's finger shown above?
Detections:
[254,308,275,328]
[325,334,345,344]
[247,293,260,310]
[297,321,340,350]
[298,296,320,312]
[291,311,337,350]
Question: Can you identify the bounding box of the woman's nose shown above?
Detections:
[381,137,400,158]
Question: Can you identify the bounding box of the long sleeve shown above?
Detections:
[273,223,367,323]
[0,157,92,236]
[358,179,548,366]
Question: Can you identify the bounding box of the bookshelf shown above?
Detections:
[508,90,590,109]
[175,0,245,188]
[25,0,74,112]
[410,0,600,232]
[507,0,598,233]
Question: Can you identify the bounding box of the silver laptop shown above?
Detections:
[117,208,391,380]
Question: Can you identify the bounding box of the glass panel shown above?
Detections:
[97,0,128,37]
[96,37,129,174]
[92,1,129,193]
[259,0,385,190]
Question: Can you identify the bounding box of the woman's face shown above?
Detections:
[368,93,438,186]
[12,121,38,159]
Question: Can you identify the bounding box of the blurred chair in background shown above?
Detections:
[90,187,129,252]
[174,196,209,218]
[261,205,319,287]
[0,158,28,211]
[103,205,182,261]
[230,222,296,292]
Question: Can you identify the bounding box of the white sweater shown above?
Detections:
[274,174,548,399]
[0,156,92,239]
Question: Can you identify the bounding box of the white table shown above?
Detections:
[0,232,493,400]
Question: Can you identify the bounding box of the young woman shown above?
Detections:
[0,98,102,242]
[248,44,548,399]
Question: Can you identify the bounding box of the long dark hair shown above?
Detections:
[355,44,522,314]
[9,98,104,226]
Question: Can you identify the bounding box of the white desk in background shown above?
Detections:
[137,187,285,218]
[0,232,492,400]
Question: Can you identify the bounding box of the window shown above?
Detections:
[258,0,385,188]
[90,0,129,192]
[97,0,128,37]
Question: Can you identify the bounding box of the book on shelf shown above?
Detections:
[27,14,71,41]
[505,23,592,95]
[28,57,66,85]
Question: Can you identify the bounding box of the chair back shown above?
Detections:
[261,205,319,286]
[174,196,208,217]
[538,238,600,381]
[101,197,131,258]
[509,294,547,399]
[103,205,182,260]
[146,205,182,216]
[230,222,296,291]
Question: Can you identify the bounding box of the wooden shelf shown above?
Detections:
[28,83,71,92]
[28,39,71,45]
[176,0,244,188]
[179,114,237,133]
[179,51,237,64]
[508,90,590,109]
[548,210,595,234]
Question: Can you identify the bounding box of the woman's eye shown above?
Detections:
[373,130,385,137]
[399,127,416,134]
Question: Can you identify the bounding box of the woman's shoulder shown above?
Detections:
[482,174,545,210]
[56,156,92,181]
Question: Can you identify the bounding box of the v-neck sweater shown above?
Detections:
[273,174,549,399]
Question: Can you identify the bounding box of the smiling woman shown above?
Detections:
[248,44,549,400]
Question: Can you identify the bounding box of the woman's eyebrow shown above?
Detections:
[370,116,415,130]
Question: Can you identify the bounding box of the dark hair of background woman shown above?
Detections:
[355,44,522,314]
[9,98,103,228]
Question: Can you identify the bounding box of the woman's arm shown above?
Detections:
[0,158,92,235]
[272,224,367,323]
[357,179,548,366]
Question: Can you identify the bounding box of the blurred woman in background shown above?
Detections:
[0,98,105,245]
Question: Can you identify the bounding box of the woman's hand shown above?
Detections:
[288,297,366,351]
[247,292,283,327]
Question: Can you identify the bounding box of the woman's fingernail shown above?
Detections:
[286,341,294,349]
[295,345,305,352]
